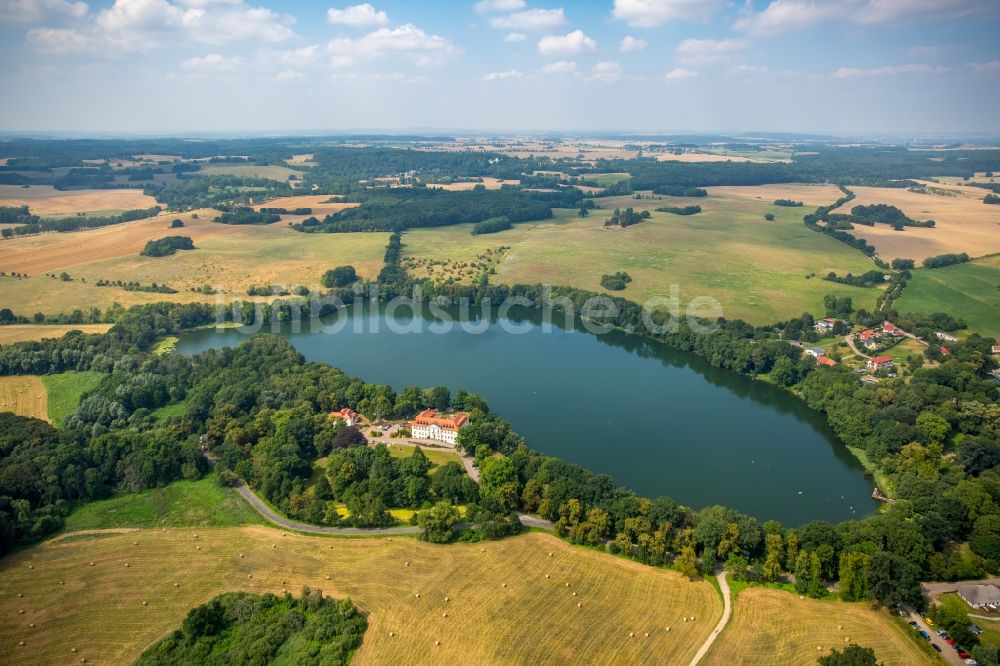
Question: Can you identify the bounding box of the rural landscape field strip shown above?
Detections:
[0,528,720,665]
[0,375,47,421]
[702,587,935,666]
[0,185,158,216]
[0,324,111,345]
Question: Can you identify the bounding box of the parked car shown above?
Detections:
[948,639,957,645]
[969,624,983,635]
[960,651,971,659]
[933,644,942,653]
[908,621,919,628]
[965,659,978,665]
[924,616,935,626]
[897,608,908,617]
[937,630,948,637]
[918,630,930,640]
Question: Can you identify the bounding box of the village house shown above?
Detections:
[991,345,1000,355]
[409,408,469,445]
[816,356,837,367]
[815,318,840,333]
[330,407,360,427]
[858,329,878,342]
[936,331,959,343]
[940,346,951,356]
[866,355,894,371]
[958,583,1000,609]
[881,322,905,337]
[805,347,826,358]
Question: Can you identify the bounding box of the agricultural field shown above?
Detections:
[0,528,720,666]
[830,185,1000,261]
[424,177,519,191]
[707,183,844,207]
[253,194,357,220]
[703,587,935,666]
[0,185,158,216]
[0,375,47,421]
[894,256,1000,337]
[402,186,881,324]
[0,215,389,314]
[40,371,104,425]
[0,324,111,345]
[654,151,791,163]
[196,163,306,181]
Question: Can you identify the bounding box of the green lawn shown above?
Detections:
[40,370,104,425]
[937,592,1000,648]
[386,443,463,469]
[151,401,187,421]
[62,474,262,531]
[895,257,1000,338]
[403,190,882,324]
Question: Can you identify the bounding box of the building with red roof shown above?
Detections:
[410,409,470,445]
[816,356,837,366]
[330,407,360,427]
[866,355,894,371]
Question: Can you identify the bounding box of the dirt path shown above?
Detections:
[843,334,871,360]
[690,571,731,666]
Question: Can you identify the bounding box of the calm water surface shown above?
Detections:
[175,304,878,525]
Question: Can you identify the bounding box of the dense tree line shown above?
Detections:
[600,271,632,291]
[471,216,512,235]
[823,270,889,288]
[145,176,293,211]
[829,204,934,230]
[140,235,194,257]
[652,185,708,197]
[774,199,803,207]
[655,205,701,215]
[923,253,971,269]
[604,207,649,227]
[1,206,162,238]
[213,207,281,225]
[138,590,366,666]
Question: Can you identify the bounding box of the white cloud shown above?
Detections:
[28,0,297,54]
[968,60,1000,73]
[737,0,998,34]
[181,53,244,72]
[503,31,526,41]
[832,63,944,78]
[489,7,564,30]
[0,0,87,23]
[675,38,747,65]
[474,0,524,14]
[612,0,725,27]
[258,44,321,68]
[275,68,305,81]
[483,68,524,80]
[665,66,698,80]
[326,3,387,28]
[586,60,623,83]
[619,35,646,51]
[538,29,595,57]
[326,23,460,68]
[541,60,575,74]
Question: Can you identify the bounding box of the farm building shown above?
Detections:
[805,347,826,358]
[330,407,360,426]
[936,331,959,343]
[991,345,1000,355]
[958,584,1000,609]
[866,355,894,371]
[815,318,840,332]
[410,408,469,445]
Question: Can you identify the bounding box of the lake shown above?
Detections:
[175,303,878,525]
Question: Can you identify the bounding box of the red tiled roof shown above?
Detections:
[816,356,837,366]
[940,347,951,356]
[331,407,359,420]
[869,355,893,364]
[411,408,469,431]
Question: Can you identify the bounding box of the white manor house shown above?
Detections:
[409,409,469,445]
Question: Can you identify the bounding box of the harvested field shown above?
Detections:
[830,185,1000,261]
[0,527,720,666]
[0,324,111,345]
[703,587,934,666]
[655,151,790,163]
[253,194,358,219]
[707,184,844,207]
[286,153,317,166]
[0,209,241,275]
[0,185,158,216]
[197,163,305,180]
[0,375,47,421]
[424,177,519,190]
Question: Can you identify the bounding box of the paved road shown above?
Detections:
[844,335,871,360]
[234,480,555,535]
[689,571,731,666]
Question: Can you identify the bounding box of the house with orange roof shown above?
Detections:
[858,329,877,341]
[410,408,470,445]
[882,322,904,337]
[866,355,894,371]
[330,407,360,427]
[816,356,837,367]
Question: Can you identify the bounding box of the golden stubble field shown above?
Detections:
[0,528,720,666]
[0,186,158,216]
[0,375,47,421]
[0,324,111,345]
[703,587,935,666]
[831,185,1000,261]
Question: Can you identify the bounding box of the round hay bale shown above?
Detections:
[142,601,147,606]
[442,612,447,618]
[59,581,64,585]
[435,641,440,647]
[248,574,252,579]
[19,609,25,614]
[389,631,394,637]
[577,602,582,608]
[133,541,138,546]
[124,563,129,568]
[193,534,198,538]
[282,589,287,594]
[29,623,34,628]
[89,562,94,567]
[27,565,33,570]
[838,625,843,630]
[405,561,410,567]
[549,552,553,557]
[272,544,276,549]
[683,618,687,623]
[240,553,244,558]
[564,583,570,587]
[19,641,24,647]
[572,592,577,597]
[17,593,22,598]
[666,627,670,632]
[174,583,179,587]
[72,648,77,653]
[325,575,330,580]
[415,593,420,598]
[630,632,634,638]
[502,583,507,588]
[444,596,449,602]
[196,545,201,550]
[645,632,649,638]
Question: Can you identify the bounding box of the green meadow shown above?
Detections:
[895,256,1000,338]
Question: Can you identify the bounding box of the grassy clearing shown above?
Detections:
[403,188,881,324]
[150,401,187,421]
[937,592,1000,647]
[0,375,47,421]
[385,443,463,469]
[40,371,103,425]
[704,587,935,666]
[0,324,111,345]
[0,528,720,666]
[895,257,1000,338]
[62,475,262,532]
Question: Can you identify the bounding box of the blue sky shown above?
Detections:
[0,0,998,134]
